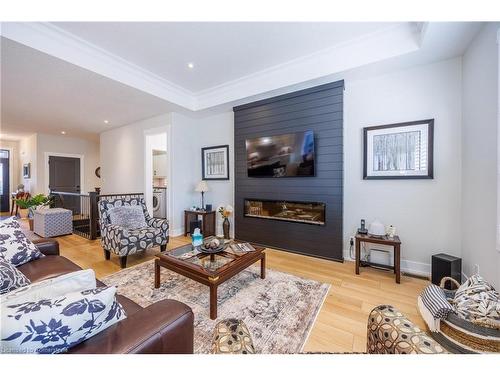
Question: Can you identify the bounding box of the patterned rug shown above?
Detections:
[102,259,330,353]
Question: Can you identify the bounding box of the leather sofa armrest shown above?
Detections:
[67,299,194,354]
[367,305,446,354]
[32,238,60,256]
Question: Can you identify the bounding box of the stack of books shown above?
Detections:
[230,242,256,253]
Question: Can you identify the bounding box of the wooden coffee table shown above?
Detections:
[155,240,266,320]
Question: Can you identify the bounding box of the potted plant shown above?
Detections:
[218,205,233,240]
[15,194,52,231]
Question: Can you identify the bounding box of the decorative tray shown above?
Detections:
[198,244,225,254]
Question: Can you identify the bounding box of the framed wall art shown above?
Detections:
[23,163,31,179]
[202,145,229,180]
[363,119,434,179]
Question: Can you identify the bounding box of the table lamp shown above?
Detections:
[195,181,209,210]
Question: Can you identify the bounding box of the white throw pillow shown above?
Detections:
[108,205,147,229]
[1,286,126,354]
[0,227,44,266]
[1,269,96,306]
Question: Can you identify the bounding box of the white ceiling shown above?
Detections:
[52,22,399,93]
[1,37,174,141]
[0,22,486,141]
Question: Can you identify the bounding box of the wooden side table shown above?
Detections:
[355,234,401,283]
[184,210,216,237]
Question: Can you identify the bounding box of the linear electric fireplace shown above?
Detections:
[244,199,325,226]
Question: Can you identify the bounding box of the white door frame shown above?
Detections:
[44,152,85,194]
[144,125,172,225]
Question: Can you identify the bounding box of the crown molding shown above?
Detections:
[194,23,421,110]
[1,22,422,112]
[1,22,196,109]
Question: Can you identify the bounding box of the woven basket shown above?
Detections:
[429,277,500,353]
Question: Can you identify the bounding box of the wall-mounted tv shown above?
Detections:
[246,130,315,177]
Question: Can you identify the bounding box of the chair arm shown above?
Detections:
[66,299,194,354]
[147,217,169,230]
[32,238,60,256]
[101,224,129,238]
[367,305,446,354]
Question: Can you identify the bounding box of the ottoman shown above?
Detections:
[33,208,73,237]
[212,319,255,354]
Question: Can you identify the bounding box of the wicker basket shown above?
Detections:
[421,277,500,353]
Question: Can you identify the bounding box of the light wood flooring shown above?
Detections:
[12,216,430,353]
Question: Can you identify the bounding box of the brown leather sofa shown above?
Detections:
[16,238,194,354]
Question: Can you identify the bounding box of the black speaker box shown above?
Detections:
[431,253,462,290]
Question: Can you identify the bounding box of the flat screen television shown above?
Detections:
[246,130,315,177]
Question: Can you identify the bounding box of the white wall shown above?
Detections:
[100,111,234,237]
[100,114,171,194]
[36,133,100,194]
[461,23,500,288]
[192,112,234,236]
[167,112,234,236]
[344,58,463,275]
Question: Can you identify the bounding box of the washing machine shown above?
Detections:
[153,188,166,218]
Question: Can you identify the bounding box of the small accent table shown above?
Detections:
[184,210,216,237]
[355,234,401,284]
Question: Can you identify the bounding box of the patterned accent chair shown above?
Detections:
[99,195,169,268]
[367,305,447,354]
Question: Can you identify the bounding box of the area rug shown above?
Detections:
[102,259,330,353]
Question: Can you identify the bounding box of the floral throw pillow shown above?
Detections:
[0,217,21,230]
[0,227,44,267]
[0,286,126,354]
[0,259,30,294]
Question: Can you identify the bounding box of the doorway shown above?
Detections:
[48,155,82,214]
[0,149,10,212]
[144,126,172,227]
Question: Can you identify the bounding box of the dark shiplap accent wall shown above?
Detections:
[233,80,344,261]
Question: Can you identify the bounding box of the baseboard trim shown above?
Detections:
[170,228,184,237]
[343,249,430,278]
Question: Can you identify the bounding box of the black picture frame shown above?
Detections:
[202,145,230,180]
[363,119,434,180]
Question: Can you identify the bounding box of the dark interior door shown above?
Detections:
[49,156,81,214]
[0,150,10,212]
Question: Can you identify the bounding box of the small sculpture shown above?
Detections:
[204,238,220,249]
[387,225,396,239]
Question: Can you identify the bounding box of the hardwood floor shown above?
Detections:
[13,217,429,353]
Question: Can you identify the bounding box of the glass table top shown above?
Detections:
[165,239,257,272]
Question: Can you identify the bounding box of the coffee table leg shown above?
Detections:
[261,253,266,279]
[154,259,160,289]
[210,284,218,320]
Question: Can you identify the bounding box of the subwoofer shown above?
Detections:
[431,253,462,290]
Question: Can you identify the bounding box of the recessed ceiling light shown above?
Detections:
[187,63,194,69]
[104,120,109,124]
[61,131,66,135]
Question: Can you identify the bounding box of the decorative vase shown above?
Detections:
[223,218,230,239]
[191,228,203,247]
